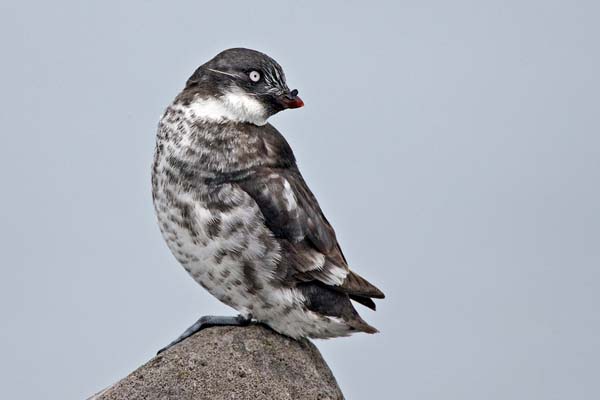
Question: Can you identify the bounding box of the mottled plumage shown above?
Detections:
[152,48,384,339]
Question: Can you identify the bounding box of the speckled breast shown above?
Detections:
[152,157,283,316]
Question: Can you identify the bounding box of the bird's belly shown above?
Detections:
[153,184,282,313]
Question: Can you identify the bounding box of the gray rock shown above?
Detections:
[90,324,344,400]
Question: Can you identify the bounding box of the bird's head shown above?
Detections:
[182,48,303,125]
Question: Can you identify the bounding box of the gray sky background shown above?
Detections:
[1,1,599,399]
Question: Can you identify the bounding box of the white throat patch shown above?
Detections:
[187,90,268,126]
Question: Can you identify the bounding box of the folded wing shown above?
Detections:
[236,166,385,317]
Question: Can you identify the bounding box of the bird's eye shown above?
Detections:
[249,70,261,82]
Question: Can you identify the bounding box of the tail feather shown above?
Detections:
[346,314,379,334]
[349,294,377,310]
[298,282,380,335]
[339,270,385,299]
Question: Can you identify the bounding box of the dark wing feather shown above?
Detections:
[237,168,336,254]
[236,167,384,300]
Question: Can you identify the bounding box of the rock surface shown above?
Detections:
[91,324,344,400]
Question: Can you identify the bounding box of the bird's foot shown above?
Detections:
[157,314,252,354]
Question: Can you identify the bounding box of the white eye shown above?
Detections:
[249,70,261,82]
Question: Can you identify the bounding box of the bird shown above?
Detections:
[152,48,384,353]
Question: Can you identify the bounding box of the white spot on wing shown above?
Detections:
[282,179,297,211]
[318,264,348,286]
